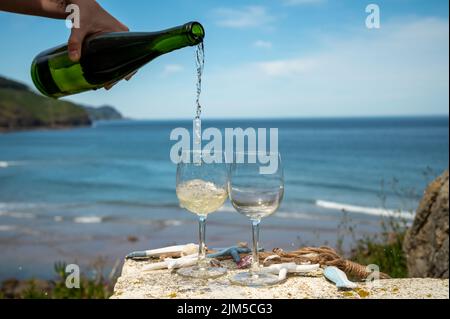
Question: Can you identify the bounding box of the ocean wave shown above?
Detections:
[289,179,380,194]
[0,209,182,226]
[136,219,184,227]
[275,212,317,220]
[162,220,183,227]
[288,179,420,200]
[73,216,104,224]
[315,200,414,219]
[0,211,35,219]
[0,202,47,211]
[0,160,26,168]
[0,161,9,168]
[0,201,98,213]
[97,200,179,209]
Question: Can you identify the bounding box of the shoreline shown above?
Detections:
[0,124,92,134]
[0,118,131,134]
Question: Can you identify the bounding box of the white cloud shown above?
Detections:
[162,64,184,76]
[214,6,275,28]
[205,18,449,117]
[83,18,448,119]
[253,40,273,49]
[256,58,316,76]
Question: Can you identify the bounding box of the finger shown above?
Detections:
[119,23,129,32]
[67,28,87,62]
[114,18,129,32]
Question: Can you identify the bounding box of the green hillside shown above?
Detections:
[0,75,122,132]
[0,88,91,131]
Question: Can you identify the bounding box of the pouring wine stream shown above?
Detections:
[193,43,204,164]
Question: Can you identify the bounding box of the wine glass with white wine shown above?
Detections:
[228,152,284,286]
[175,151,228,279]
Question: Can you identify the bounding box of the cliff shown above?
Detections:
[403,170,449,278]
[0,75,123,132]
[83,105,123,121]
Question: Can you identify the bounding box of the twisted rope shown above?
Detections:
[257,246,390,280]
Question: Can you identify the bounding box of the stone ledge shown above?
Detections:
[111,259,449,299]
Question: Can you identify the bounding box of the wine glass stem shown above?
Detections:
[251,219,261,273]
[198,215,207,268]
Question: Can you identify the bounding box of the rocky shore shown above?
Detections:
[111,259,449,299]
[112,171,449,299]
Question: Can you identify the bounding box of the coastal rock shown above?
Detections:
[403,170,449,278]
[111,259,449,299]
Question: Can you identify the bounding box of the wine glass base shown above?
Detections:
[177,266,227,279]
[230,272,284,287]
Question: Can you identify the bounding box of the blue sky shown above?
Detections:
[0,0,448,119]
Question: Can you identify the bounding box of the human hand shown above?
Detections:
[67,0,129,62]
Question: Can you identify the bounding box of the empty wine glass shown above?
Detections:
[175,151,228,279]
[228,152,284,286]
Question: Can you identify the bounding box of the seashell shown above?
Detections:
[324,266,357,290]
[278,268,289,281]
[263,263,320,274]
[126,243,198,260]
[147,243,198,257]
[181,244,199,256]
[158,252,183,259]
[142,254,197,271]
[142,254,225,271]
[262,255,281,265]
[237,255,253,269]
[165,255,198,270]
[142,261,168,271]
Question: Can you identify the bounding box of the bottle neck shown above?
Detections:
[145,22,204,53]
[81,21,204,57]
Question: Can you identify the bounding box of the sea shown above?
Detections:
[0,117,448,280]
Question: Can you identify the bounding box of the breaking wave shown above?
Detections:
[315,200,414,219]
[0,211,36,219]
[73,216,104,224]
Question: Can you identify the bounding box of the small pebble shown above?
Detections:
[237,255,252,269]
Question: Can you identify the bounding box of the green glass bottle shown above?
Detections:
[31,21,204,98]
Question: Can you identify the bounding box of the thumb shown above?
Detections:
[67,28,86,62]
